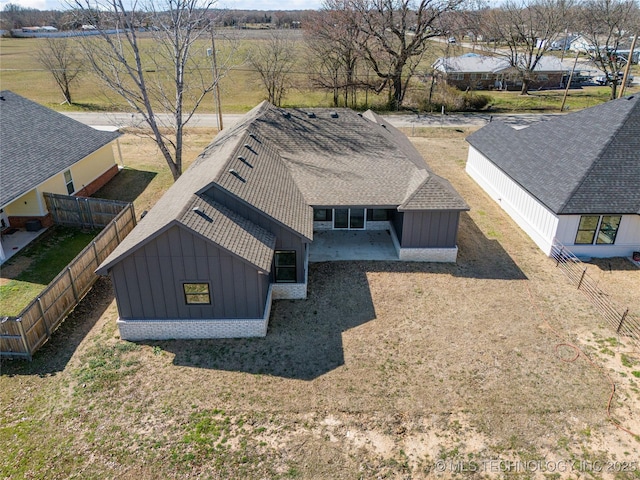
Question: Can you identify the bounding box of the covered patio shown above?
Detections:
[0,227,48,264]
[309,230,398,262]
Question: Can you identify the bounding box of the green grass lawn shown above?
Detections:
[0,226,98,316]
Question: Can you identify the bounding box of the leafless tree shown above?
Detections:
[482,0,571,95]
[576,0,639,99]
[248,32,296,107]
[72,0,232,180]
[304,4,364,108]
[36,38,83,105]
[347,0,466,110]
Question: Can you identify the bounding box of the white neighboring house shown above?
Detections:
[569,35,595,53]
[465,95,640,259]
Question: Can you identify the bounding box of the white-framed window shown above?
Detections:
[481,73,492,80]
[575,215,621,245]
[64,170,75,195]
[450,73,465,81]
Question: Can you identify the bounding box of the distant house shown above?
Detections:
[97,101,469,341]
[466,95,640,259]
[432,54,568,91]
[0,91,121,252]
[569,35,595,54]
[549,35,577,51]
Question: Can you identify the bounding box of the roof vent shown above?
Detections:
[381,124,387,128]
[228,169,246,183]
[238,156,253,168]
[248,132,259,141]
[330,111,338,118]
[306,112,316,118]
[357,113,363,117]
[282,111,291,118]
[192,206,213,222]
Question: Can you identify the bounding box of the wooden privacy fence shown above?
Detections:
[550,240,639,345]
[44,192,130,229]
[0,203,136,360]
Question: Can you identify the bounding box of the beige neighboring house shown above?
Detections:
[0,90,121,261]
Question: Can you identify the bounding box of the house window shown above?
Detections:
[450,73,464,81]
[575,215,621,245]
[313,208,333,222]
[367,209,390,221]
[64,170,75,195]
[275,251,296,283]
[183,283,211,305]
[481,73,491,80]
[536,74,549,81]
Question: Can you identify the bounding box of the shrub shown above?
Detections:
[418,85,492,113]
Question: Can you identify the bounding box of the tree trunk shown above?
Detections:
[520,78,530,95]
[390,73,403,110]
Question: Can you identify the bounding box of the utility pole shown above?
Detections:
[560,50,580,112]
[209,27,224,131]
[619,33,638,99]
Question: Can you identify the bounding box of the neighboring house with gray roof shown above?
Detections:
[433,54,568,91]
[0,90,121,259]
[466,94,640,259]
[97,101,469,341]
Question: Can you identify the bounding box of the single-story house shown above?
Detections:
[569,35,596,54]
[432,54,568,91]
[96,101,469,340]
[466,94,639,259]
[0,90,121,259]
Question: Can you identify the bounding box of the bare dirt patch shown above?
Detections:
[1,128,639,479]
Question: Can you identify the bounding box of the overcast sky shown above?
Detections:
[0,0,324,11]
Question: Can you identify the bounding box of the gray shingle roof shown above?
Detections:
[466,94,640,214]
[98,101,468,273]
[181,196,276,273]
[433,54,567,74]
[0,90,121,207]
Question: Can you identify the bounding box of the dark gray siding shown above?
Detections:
[110,225,270,320]
[391,210,404,243]
[205,186,307,283]
[400,211,460,248]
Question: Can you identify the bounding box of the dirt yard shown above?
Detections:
[1,128,639,479]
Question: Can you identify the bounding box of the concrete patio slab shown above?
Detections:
[309,230,398,262]
[0,228,48,265]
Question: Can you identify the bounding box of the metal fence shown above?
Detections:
[550,240,639,345]
[0,203,136,360]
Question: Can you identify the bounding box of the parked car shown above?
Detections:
[594,72,634,86]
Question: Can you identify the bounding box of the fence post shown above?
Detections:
[86,198,95,230]
[556,246,563,267]
[92,241,100,267]
[617,309,629,333]
[68,267,79,302]
[114,220,121,243]
[15,318,32,361]
[36,298,50,337]
[577,268,587,290]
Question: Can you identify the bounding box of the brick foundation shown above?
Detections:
[76,164,120,197]
[7,214,53,229]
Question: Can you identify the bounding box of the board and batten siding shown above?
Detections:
[400,211,460,248]
[205,186,308,283]
[110,225,269,321]
[466,146,559,254]
[555,214,640,258]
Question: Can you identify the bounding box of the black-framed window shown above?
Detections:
[313,208,333,222]
[64,170,75,195]
[367,209,391,221]
[183,282,211,305]
[275,250,296,283]
[575,215,621,245]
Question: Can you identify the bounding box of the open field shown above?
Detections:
[2,34,636,115]
[1,127,639,478]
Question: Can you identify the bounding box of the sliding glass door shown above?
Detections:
[333,208,365,230]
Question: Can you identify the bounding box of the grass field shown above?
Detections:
[2,33,636,115]
[1,127,639,479]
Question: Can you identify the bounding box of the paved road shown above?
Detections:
[63,111,561,130]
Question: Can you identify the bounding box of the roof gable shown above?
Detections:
[0,90,121,207]
[467,95,640,214]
